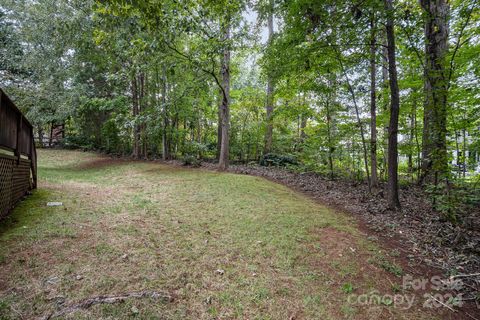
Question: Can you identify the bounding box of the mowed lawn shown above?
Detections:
[0,150,444,319]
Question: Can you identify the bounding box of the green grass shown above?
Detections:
[0,150,441,319]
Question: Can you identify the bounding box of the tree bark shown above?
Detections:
[139,72,147,159]
[49,121,54,147]
[325,99,334,180]
[218,20,231,171]
[161,66,170,160]
[419,0,449,185]
[370,13,378,188]
[381,33,389,181]
[216,88,222,160]
[385,0,401,209]
[408,94,418,181]
[131,76,140,159]
[264,1,274,154]
[37,125,44,148]
[462,127,466,178]
[299,114,307,142]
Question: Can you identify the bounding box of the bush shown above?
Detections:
[182,155,201,167]
[259,153,298,167]
[426,181,480,223]
[60,135,95,150]
[101,119,121,154]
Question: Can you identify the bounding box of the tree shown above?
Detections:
[385,0,401,209]
[419,0,449,186]
[263,0,275,154]
[218,19,231,170]
[369,11,379,188]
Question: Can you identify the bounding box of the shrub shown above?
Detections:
[426,181,480,223]
[259,153,298,167]
[182,155,201,167]
[61,135,95,150]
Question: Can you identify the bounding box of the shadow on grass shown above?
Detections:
[0,189,53,238]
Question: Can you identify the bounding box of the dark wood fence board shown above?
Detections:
[0,89,37,220]
[0,100,19,150]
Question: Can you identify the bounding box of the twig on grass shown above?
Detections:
[428,294,456,313]
[41,290,174,320]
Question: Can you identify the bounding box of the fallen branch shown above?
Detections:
[428,294,456,313]
[41,290,174,320]
[450,273,480,279]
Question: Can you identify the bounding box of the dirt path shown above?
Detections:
[0,150,468,319]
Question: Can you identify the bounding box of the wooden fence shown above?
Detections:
[0,88,37,220]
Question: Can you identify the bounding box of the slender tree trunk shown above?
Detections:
[144,73,149,159]
[381,34,389,181]
[338,57,371,191]
[173,111,179,158]
[218,21,231,171]
[161,66,170,160]
[299,114,307,142]
[370,13,378,188]
[37,125,44,148]
[139,72,147,159]
[49,121,54,147]
[216,88,222,160]
[131,76,140,159]
[420,0,449,185]
[325,99,334,180]
[264,1,274,154]
[414,95,422,180]
[462,127,466,178]
[408,94,418,181]
[454,128,461,177]
[385,0,401,209]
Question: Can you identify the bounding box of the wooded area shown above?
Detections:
[1,0,480,317]
[2,0,479,216]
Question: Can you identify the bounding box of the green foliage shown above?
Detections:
[341,282,354,294]
[259,153,298,167]
[101,119,122,154]
[425,181,480,223]
[61,135,96,150]
[182,154,201,167]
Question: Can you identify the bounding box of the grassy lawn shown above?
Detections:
[0,150,443,319]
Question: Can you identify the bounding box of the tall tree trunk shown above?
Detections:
[408,94,418,181]
[325,99,334,180]
[420,0,449,185]
[264,1,274,154]
[161,66,170,160]
[37,125,44,148]
[139,72,147,159]
[218,21,231,171]
[338,57,371,191]
[216,88,222,160]
[454,128,461,177]
[381,34,389,181]
[370,13,378,188]
[462,127,466,178]
[49,121,54,147]
[299,114,307,142]
[385,0,401,209]
[132,76,140,159]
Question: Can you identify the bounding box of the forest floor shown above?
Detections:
[0,150,474,319]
